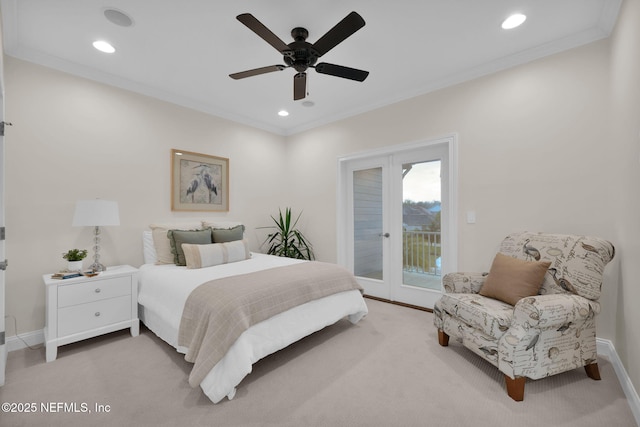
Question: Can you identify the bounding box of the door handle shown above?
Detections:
[379,233,390,238]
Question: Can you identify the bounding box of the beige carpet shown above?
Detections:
[0,299,636,427]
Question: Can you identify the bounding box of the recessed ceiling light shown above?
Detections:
[93,40,116,53]
[502,13,527,30]
[278,110,289,117]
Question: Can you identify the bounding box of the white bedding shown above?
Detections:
[138,252,368,403]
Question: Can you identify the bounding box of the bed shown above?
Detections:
[137,224,368,403]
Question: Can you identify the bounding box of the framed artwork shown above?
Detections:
[171,149,229,211]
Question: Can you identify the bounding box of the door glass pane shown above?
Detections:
[402,161,441,289]
[353,167,383,280]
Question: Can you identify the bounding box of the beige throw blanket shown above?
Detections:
[178,261,363,387]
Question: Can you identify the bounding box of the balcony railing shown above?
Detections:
[403,230,441,276]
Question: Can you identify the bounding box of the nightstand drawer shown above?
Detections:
[58,276,131,308]
[58,295,132,337]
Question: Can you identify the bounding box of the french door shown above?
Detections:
[338,137,457,309]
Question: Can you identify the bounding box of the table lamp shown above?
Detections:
[72,199,120,272]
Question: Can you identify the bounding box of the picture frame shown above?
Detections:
[171,149,229,211]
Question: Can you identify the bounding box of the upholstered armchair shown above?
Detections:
[433,232,615,401]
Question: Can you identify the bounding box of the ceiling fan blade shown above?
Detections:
[236,13,290,54]
[315,63,369,82]
[229,65,285,80]
[294,72,307,100]
[312,11,365,57]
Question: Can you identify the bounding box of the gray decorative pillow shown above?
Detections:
[168,229,213,266]
[149,222,201,264]
[211,225,245,243]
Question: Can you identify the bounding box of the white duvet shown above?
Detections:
[137,253,368,403]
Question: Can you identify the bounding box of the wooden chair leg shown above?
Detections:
[504,375,525,401]
[584,362,601,380]
[437,329,449,346]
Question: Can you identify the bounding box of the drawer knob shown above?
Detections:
[94,288,101,293]
[94,312,101,317]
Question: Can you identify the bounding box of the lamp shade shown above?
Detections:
[72,199,120,227]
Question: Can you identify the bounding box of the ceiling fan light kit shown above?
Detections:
[229,11,369,100]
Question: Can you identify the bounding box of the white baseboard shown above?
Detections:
[597,338,640,426]
[6,329,44,352]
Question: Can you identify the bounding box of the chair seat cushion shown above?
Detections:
[437,293,514,339]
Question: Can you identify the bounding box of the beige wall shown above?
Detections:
[4,57,289,334]
[607,0,640,393]
[287,39,614,268]
[3,0,639,396]
[285,3,638,391]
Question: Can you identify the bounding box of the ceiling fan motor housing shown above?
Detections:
[283,27,318,72]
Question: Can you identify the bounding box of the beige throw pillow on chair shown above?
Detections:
[479,253,551,305]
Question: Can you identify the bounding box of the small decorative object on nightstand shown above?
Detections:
[62,248,88,271]
[43,265,139,362]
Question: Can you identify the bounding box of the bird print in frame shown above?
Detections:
[171,149,229,211]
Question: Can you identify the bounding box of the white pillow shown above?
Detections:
[182,240,250,269]
[142,231,157,264]
[149,222,202,264]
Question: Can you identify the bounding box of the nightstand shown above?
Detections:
[43,265,139,362]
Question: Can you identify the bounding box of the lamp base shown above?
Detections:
[89,225,106,272]
[89,262,107,272]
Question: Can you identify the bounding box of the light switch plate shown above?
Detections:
[466,211,476,224]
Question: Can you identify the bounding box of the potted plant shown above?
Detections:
[63,248,88,271]
[260,208,315,260]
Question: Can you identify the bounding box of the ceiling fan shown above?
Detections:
[229,11,369,100]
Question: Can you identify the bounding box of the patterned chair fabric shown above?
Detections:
[433,232,615,401]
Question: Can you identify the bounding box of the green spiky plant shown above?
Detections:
[260,208,315,260]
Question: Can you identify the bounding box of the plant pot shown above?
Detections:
[67,260,83,271]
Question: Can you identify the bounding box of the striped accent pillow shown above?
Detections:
[182,240,250,269]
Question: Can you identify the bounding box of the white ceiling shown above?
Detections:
[0,0,621,135]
